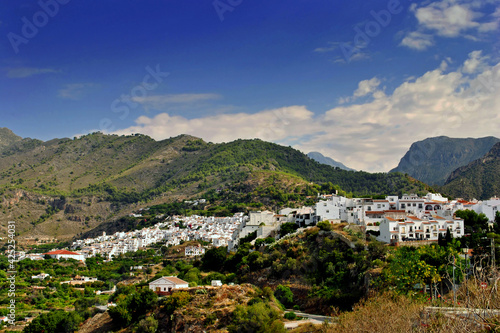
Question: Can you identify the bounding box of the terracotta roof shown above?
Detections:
[44,250,81,255]
[366,211,384,214]
[163,276,189,285]
[433,215,445,220]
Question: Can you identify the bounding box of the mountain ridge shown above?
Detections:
[390,136,500,186]
[307,151,355,171]
[441,142,500,200]
[0,129,431,241]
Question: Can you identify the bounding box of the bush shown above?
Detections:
[108,305,132,327]
[317,221,333,231]
[280,222,298,237]
[137,317,158,333]
[164,291,192,315]
[284,312,297,320]
[274,285,294,308]
[24,311,83,333]
[228,302,286,333]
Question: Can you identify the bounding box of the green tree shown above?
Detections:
[108,305,132,327]
[228,302,285,333]
[455,209,489,233]
[279,222,298,237]
[274,285,294,308]
[317,221,333,231]
[202,247,227,272]
[23,311,83,333]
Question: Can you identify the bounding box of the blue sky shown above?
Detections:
[1,0,499,171]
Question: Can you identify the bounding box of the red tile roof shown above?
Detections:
[44,250,81,255]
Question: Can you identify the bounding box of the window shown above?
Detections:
[401,204,406,208]
[418,204,423,209]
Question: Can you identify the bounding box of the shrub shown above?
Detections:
[274,285,294,308]
[284,312,297,320]
[136,317,158,333]
[164,291,192,315]
[317,221,333,231]
[228,302,286,333]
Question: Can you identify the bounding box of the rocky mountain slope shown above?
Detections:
[0,127,22,151]
[390,136,500,186]
[441,142,500,200]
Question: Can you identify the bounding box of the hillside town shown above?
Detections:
[15,193,499,262]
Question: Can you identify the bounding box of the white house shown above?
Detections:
[248,211,276,226]
[31,273,50,280]
[149,276,189,294]
[185,246,205,256]
[43,250,85,261]
[315,195,348,222]
[377,214,464,244]
[211,280,223,287]
[472,198,500,222]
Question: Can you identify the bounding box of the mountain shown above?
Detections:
[390,136,500,186]
[0,129,431,241]
[0,127,22,151]
[441,142,500,200]
[307,152,355,171]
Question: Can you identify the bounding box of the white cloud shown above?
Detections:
[113,51,500,173]
[354,77,381,98]
[131,93,221,109]
[6,67,60,78]
[58,83,95,100]
[314,42,339,53]
[400,31,435,50]
[401,0,500,50]
[462,50,489,73]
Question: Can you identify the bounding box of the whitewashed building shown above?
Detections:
[43,250,85,261]
[377,214,464,244]
[149,276,189,294]
[185,245,205,256]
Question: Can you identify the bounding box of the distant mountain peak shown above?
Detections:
[307,152,355,171]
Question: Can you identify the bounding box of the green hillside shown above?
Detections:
[0,130,432,240]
